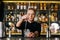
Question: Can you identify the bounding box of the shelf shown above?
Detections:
[3,2,60,36]
[40,33,60,35]
[6,32,60,36]
[3,1,60,3]
[6,32,22,35]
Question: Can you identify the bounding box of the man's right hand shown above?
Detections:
[26,32,35,37]
[16,15,28,27]
[21,15,28,20]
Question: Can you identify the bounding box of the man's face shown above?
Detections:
[27,10,35,21]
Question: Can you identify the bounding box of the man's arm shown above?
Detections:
[16,15,27,27]
[16,19,23,27]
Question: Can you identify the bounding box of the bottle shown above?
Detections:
[54,4,58,11]
[5,15,7,21]
[24,3,26,10]
[40,3,43,10]
[51,5,54,11]
[8,6,10,10]
[12,6,13,10]
[46,28,51,38]
[8,28,11,38]
[44,3,46,10]
[34,3,37,10]
[20,3,23,10]
[17,3,19,9]
[31,3,34,8]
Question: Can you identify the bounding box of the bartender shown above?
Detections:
[16,8,41,37]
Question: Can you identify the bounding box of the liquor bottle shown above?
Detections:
[34,3,37,10]
[41,23,44,33]
[51,5,54,11]
[17,3,19,9]
[12,6,13,10]
[44,3,46,10]
[40,3,43,10]
[31,3,34,8]
[28,2,30,9]
[8,27,11,38]
[7,14,12,21]
[16,14,19,21]
[5,15,7,21]
[24,3,26,10]
[12,16,15,21]
[54,4,58,11]
[20,3,23,10]
[13,14,16,21]
[46,28,51,38]
[8,5,10,10]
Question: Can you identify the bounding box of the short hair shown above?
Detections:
[27,8,36,13]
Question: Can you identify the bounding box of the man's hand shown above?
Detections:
[26,32,35,37]
[26,31,39,37]
[21,15,28,20]
[34,31,39,37]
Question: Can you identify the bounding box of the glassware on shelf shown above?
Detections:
[40,3,43,10]
[46,28,51,38]
[34,3,37,10]
[8,28,11,38]
[38,14,41,22]
[17,3,19,9]
[9,22,15,33]
[8,5,10,10]
[12,16,15,21]
[50,4,54,11]
[54,4,58,11]
[5,15,8,21]
[38,14,48,22]
[41,23,48,33]
[11,6,13,10]
[41,14,45,22]
[45,14,48,22]
[50,23,59,33]
[50,12,58,22]
[31,3,34,8]
[20,3,23,10]
[49,14,55,22]
[7,14,12,21]
[23,3,27,10]
[44,3,46,10]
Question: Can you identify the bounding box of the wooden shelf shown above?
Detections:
[3,1,60,3]
[6,32,60,35]
[41,33,60,35]
[6,32,22,35]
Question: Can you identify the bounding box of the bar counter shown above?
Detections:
[1,36,60,40]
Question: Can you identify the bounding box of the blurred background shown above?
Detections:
[2,1,60,36]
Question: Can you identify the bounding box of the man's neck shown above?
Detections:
[27,20,34,23]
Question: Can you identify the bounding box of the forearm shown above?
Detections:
[16,18,23,27]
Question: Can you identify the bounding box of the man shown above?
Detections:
[16,8,41,37]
